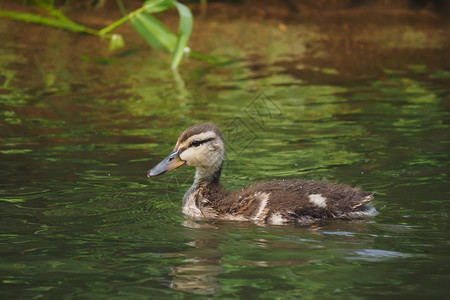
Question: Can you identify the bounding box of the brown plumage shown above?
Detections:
[148,123,377,225]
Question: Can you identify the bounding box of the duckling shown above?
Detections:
[148,123,377,225]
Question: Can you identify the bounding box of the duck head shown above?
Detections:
[148,123,225,184]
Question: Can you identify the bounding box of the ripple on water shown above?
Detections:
[345,249,413,262]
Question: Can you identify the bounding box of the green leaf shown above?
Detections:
[143,0,174,14]
[170,1,193,69]
[129,0,193,69]
[130,12,177,51]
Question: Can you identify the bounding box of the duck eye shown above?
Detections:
[191,140,201,147]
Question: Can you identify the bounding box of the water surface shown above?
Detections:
[1,4,449,299]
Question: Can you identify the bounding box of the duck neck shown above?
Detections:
[182,161,226,210]
[193,162,223,188]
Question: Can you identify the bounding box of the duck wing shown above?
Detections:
[220,180,376,224]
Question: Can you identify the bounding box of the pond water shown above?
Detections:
[1,4,449,299]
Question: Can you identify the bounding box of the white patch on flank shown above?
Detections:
[308,194,327,208]
[268,212,287,225]
[253,192,270,222]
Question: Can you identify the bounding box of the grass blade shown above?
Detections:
[130,0,193,68]
[143,0,173,14]
[130,12,177,51]
[170,1,193,69]
[0,10,95,34]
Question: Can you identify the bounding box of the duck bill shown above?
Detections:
[147,150,186,177]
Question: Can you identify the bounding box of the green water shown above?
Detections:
[1,9,449,299]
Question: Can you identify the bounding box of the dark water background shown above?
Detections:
[1,2,449,299]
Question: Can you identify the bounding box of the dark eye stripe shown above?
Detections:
[190,137,215,147]
[191,140,201,147]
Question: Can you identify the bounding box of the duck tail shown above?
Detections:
[349,193,378,217]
